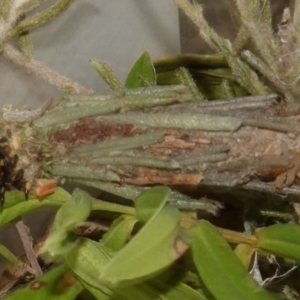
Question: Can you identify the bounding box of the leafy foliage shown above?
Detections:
[2,1,300,300]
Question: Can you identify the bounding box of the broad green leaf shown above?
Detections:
[65,238,157,300]
[234,244,256,269]
[54,188,92,230]
[125,51,156,88]
[256,224,300,260]
[66,238,199,300]
[3,264,82,300]
[135,186,170,223]
[190,220,276,300]
[100,205,190,286]
[0,187,70,229]
[0,244,20,264]
[66,238,113,295]
[101,215,138,251]
[41,229,78,262]
[3,190,27,209]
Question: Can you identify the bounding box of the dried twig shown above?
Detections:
[15,219,43,276]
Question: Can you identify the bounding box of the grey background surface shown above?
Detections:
[0,0,179,270]
[0,0,180,109]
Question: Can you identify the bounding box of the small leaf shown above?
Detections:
[190,220,276,300]
[135,186,170,223]
[54,188,92,230]
[41,188,92,261]
[3,264,82,300]
[101,215,138,251]
[125,51,156,88]
[234,243,256,269]
[100,205,190,286]
[256,224,300,260]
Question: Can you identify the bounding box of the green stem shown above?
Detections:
[92,199,135,216]
[103,113,242,131]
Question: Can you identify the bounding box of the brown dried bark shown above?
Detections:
[94,96,300,209]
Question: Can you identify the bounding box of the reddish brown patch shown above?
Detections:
[256,166,291,181]
[51,120,135,147]
[30,281,46,290]
[123,168,203,186]
[58,271,77,289]
[35,179,56,198]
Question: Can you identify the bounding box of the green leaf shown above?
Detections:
[234,243,256,269]
[54,188,92,230]
[66,238,157,300]
[190,220,276,300]
[41,229,77,262]
[125,51,156,88]
[66,238,198,300]
[41,189,92,261]
[76,278,113,300]
[100,205,190,286]
[150,270,208,300]
[135,186,170,223]
[0,187,70,229]
[0,244,20,264]
[65,238,113,294]
[3,264,82,300]
[256,224,300,260]
[101,215,138,251]
[3,190,27,209]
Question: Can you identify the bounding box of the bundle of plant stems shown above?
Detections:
[1,0,300,300]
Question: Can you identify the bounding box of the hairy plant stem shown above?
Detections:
[2,44,94,94]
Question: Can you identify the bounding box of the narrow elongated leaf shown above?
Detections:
[3,264,82,300]
[100,205,190,286]
[0,244,20,264]
[256,224,300,260]
[191,220,276,300]
[101,215,138,251]
[0,187,70,229]
[125,51,156,88]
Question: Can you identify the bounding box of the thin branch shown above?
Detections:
[15,219,43,276]
[2,44,94,94]
[0,0,27,42]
